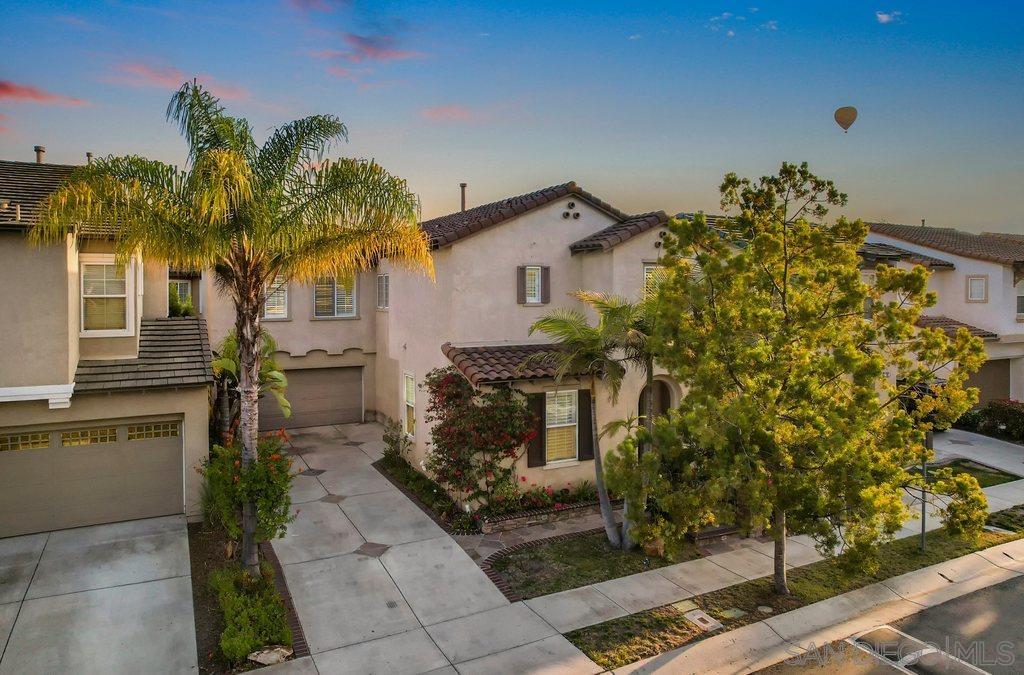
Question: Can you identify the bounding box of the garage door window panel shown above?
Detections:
[61,427,118,446]
[128,422,180,440]
[0,433,50,452]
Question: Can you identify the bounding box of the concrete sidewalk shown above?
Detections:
[934,428,1024,476]
[270,424,601,675]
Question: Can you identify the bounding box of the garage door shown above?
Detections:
[260,366,362,430]
[0,420,183,538]
[967,359,1011,406]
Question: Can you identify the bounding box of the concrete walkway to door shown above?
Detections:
[272,423,600,674]
[0,515,197,674]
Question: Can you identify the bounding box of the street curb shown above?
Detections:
[612,537,1024,674]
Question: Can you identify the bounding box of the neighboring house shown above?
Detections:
[865,223,1024,404]
[0,157,213,538]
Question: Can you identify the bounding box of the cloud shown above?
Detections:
[726,30,735,37]
[0,80,86,106]
[326,65,356,79]
[876,10,902,24]
[341,33,422,63]
[419,105,486,124]
[0,112,8,133]
[287,0,348,12]
[55,14,100,30]
[760,19,778,30]
[107,62,250,100]
[628,34,642,40]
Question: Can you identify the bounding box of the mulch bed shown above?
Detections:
[187,522,310,674]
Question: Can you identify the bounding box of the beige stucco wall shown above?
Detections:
[0,385,210,518]
[0,232,74,387]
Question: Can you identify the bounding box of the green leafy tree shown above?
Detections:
[31,83,432,574]
[645,162,986,594]
[212,330,291,441]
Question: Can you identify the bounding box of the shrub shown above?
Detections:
[979,399,1024,441]
[423,367,537,509]
[209,563,291,664]
[382,416,411,464]
[168,285,196,317]
[202,436,294,542]
[953,407,984,432]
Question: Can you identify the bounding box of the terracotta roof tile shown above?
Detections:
[869,222,1024,266]
[915,315,997,340]
[421,182,630,249]
[75,317,214,392]
[441,342,576,386]
[569,211,670,253]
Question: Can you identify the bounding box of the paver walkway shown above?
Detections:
[271,423,600,674]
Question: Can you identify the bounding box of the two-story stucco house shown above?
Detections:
[865,223,1024,404]
[0,157,213,538]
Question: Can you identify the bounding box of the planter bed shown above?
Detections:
[566,509,1024,670]
[479,499,622,534]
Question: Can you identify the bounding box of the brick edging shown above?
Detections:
[479,526,608,602]
[260,541,310,660]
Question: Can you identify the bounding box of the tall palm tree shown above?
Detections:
[530,292,644,549]
[31,83,433,574]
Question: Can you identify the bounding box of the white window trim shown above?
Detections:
[524,265,543,305]
[79,253,135,338]
[169,279,192,300]
[376,273,390,310]
[403,372,415,439]
[313,277,358,319]
[643,262,664,296]
[545,389,579,464]
[263,275,289,320]
[966,275,988,303]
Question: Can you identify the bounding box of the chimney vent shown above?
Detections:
[921,218,926,227]
[34,145,46,164]
[86,152,93,165]
[459,183,467,212]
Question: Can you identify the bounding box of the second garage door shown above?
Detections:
[260,366,363,430]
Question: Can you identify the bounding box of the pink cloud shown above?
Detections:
[0,80,87,106]
[107,63,250,101]
[341,33,422,63]
[0,112,8,133]
[420,105,483,124]
[309,49,345,59]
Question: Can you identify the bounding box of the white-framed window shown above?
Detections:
[80,254,134,337]
[313,277,357,318]
[263,274,288,319]
[403,373,415,438]
[524,266,543,304]
[169,279,191,301]
[545,390,578,463]
[966,275,988,303]
[643,263,664,297]
[1016,280,1024,315]
[376,273,389,310]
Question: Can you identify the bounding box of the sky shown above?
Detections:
[0,1,1022,232]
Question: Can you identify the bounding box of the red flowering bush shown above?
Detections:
[424,367,537,509]
[201,434,294,542]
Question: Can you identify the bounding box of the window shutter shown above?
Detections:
[516,266,527,304]
[577,389,594,460]
[526,393,546,467]
[541,266,551,304]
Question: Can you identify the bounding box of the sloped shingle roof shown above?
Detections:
[859,241,954,269]
[441,342,578,386]
[569,211,670,253]
[0,160,77,229]
[869,222,1024,266]
[915,315,997,341]
[421,182,630,249]
[75,317,214,392]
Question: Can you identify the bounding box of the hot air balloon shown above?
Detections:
[834,106,857,133]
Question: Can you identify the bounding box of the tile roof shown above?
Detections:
[75,317,214,393]
[915,315,997,340]
[420,182,630,249]
[569,211,670,253]
[869,222,1024,266]
[0,160,114,236]
[858,241,955,269]
[441,342,577,386]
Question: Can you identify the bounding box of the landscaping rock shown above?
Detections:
[248,645,293,666]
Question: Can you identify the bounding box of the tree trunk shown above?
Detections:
[217,379,232,444]
[591,382,621,549]
[623,359,656,550]
[773,507,789,595]
[236,304,262,576]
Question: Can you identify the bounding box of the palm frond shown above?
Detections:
[257,115,348,188]
[166,82,253,160]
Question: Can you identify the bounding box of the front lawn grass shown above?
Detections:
[567,528,1018,670]
[488,531,700,599]
[909,458,1019,488]
[988,504,1024,532]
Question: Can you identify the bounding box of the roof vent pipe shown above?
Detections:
[86,152,93,165]
[921,219,926,227]
[34,145,46,164]
[459,182,467,212]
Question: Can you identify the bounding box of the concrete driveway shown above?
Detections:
[934,428,1024,476]
[0,515,197,674]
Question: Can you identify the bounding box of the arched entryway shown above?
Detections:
[638,379,672,420]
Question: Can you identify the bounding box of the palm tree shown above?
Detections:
[31,83,433,575]
[530,292,644,549]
